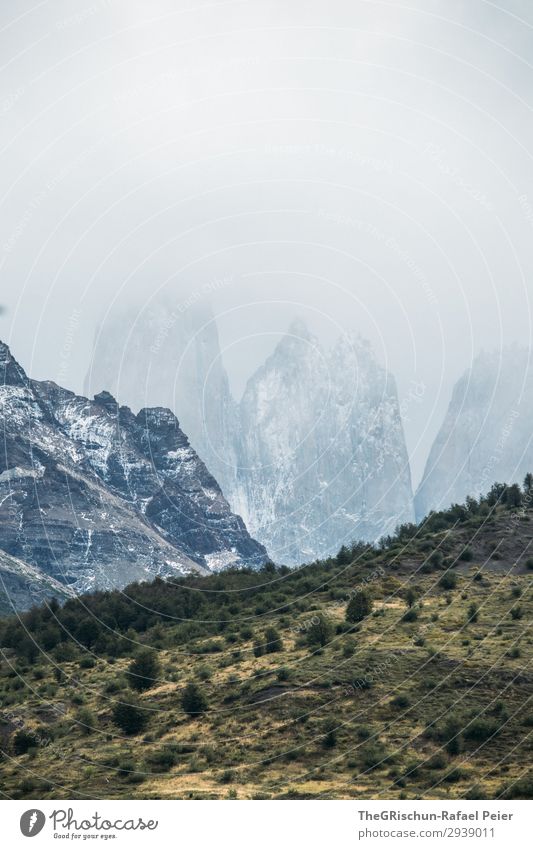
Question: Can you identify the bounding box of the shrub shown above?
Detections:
[145,745,178,772]
[459,547,473,561]
[391,694,411,709]
[346,590,373,623]
[322,719,337,748]
[306,615,333,648]
[510,606,523,620]
[464,717,501,742]
[127,648,161,692]
[13,730,38,755]
[264,627,284,654]
[181,682,209,717]
[76,707,96,736]
[112,697,149,735]
[427,752,447,770]
[467,603,479,623]
[429,551,443,569]
[342,639,356,658]
[438,571,458,590]
[402,608,419,623]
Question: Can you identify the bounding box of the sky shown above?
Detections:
[0,0,533,486]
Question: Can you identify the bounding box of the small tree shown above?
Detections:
[181,682,209,717]
[127,648,161,692]
[336,545,351,565]
[346,590,373,623]
[264,627,283,654]
[505,483,522,509]
[322,719,337,748]
[306,615,333,648]
[467,603,479,624]
[523,472,533,497]
[112,697,149,735]
[405,587,418,608]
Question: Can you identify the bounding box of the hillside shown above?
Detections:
[0,483,531,800]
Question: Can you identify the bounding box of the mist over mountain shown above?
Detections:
[415,347,533,519]
[87,302,414,563]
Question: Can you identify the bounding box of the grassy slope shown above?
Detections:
[0,504,531,800]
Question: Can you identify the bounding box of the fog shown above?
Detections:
[1,0,532,485]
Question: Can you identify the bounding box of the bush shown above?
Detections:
[264,627,284,654]
[346,590,373,623]
[253,641,265,658]
[467,603,479,623]
[181,682,209,717]
[427,752,447,770]
[402,608,419,623]
[322,719,337,748]
[464,717,501,742]
[439,571,458,590]
[13,730,38,755]
[76,707,96,736]
[306,615,333,648]
[391,694,411,709]
[342,639,356,658]
[112,697,149,735]
[459,547,473,561]
[145,745,178,772]
[127,648,161,692]
[510,606,523,620]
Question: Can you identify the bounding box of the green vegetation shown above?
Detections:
[0,480,531,799]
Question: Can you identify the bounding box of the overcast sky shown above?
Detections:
[1,0,532,485]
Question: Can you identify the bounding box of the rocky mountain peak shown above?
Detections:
[0,342,267,605]
[0,339,29,387]
[94,390,119,414]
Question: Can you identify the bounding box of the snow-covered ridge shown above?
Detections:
[0,340,267,605]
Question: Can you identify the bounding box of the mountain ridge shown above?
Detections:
[0,339,267,608]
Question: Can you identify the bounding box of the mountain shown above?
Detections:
[415,347,533,519]
[0,340,267,605]
[88,304,415,563]
[84,299,240,503]
[235,322,414,562]
[0,549,75,614]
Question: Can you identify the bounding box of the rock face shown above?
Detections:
[415,348,533,519]
[88,306,414,563]
[0,340,267,600]
[235,322,414,562]
[0,548,75,614]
